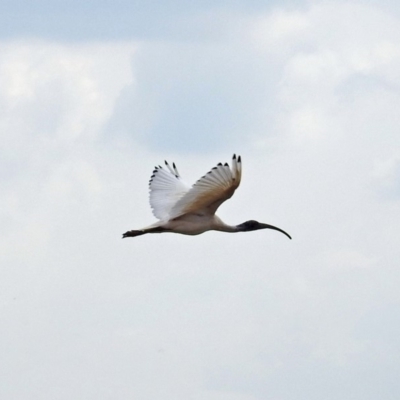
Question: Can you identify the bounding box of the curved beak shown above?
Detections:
[258,223,292,240]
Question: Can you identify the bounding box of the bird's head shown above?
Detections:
[237,220,292,239]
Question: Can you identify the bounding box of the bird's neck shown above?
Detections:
[211,216,239,233]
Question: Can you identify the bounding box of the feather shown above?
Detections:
[169,155,242,218]
[149,162,189,220]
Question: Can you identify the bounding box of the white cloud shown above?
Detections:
[312,249,376,270]
[0,39,137,299]
[372,154,400,194]
[0,40,136,152]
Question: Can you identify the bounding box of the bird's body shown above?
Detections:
[149,214,236,236]
[123,154,291,240]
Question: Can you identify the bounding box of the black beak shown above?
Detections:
[258,223,292,240]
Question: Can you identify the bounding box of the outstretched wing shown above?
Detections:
[149,161,190,221]
[169,154,242,219]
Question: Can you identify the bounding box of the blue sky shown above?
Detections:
[1,1,400,399]
[107,40,281,153]
[0,0,295,40]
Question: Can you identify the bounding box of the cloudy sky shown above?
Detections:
[1,1,400,399]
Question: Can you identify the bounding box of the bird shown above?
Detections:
[122,154,291,240]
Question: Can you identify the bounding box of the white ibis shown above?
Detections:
[122,154,291,239]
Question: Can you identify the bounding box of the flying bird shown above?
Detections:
[122,154,291,239]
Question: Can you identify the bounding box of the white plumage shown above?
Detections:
[123,154,291,239]
[148,161,188,221]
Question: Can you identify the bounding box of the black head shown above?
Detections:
[237,220,261,231]
[237,220,292,239]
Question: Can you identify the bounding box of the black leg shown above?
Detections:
[122,226,170,239]
[122,230,146,238]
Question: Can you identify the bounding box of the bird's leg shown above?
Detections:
[122,226,169,238]
[122,230,147,238]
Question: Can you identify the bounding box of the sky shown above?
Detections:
[1,1,400,399]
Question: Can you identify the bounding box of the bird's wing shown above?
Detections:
[169,154,242,218]
[149,161,190,221]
